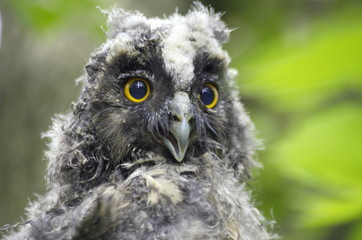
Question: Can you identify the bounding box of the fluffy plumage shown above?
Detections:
[4,3,276,240]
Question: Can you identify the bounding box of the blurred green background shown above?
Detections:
[0,0,361,239]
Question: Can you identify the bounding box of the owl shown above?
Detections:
[4,3,276,240]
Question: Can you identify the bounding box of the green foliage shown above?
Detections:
[234,3,362,239]
[5,0,114,37]
[235,6,362,111]
[275,104,362,227]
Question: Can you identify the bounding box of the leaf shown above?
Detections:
[271,103,362,227]
[347,220,362,240]
[5,0,113,34]
[235,7,362,111]
[297,194,362,228]
[274,104,362,188]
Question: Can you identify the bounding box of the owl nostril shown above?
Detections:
[188,117,194,125]
[171,114,194,124]
[172,115,181,122]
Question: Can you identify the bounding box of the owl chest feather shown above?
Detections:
[66,154,266,240]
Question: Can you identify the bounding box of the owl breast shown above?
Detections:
[74,153,258,240]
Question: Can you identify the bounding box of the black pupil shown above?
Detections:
[200,86,214,106]
[130,80,147,99]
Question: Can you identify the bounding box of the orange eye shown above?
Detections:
[124,78,151,103]
[199,83,218,108]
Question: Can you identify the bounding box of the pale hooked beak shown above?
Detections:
[162,92,194,162]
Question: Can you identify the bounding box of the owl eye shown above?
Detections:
[199,83,218,108]
[124,78,151,103]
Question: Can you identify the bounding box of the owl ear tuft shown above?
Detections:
[100,7,148,39]
[102,3,231,44]
[187,2,231,44]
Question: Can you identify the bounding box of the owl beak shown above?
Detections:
[162,92,194,162]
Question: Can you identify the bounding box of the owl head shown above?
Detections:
[45,3,260,190]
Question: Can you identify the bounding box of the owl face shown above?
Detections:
[83,11,233,166]
[56,5,257,186]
